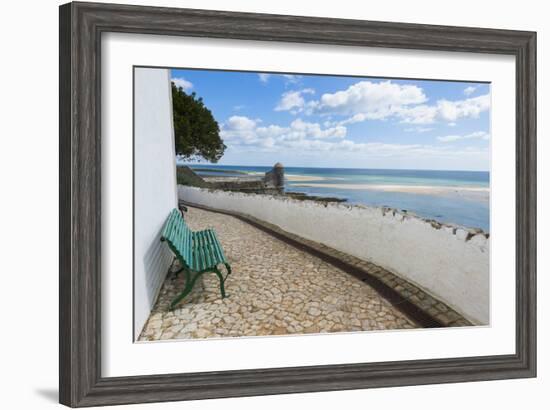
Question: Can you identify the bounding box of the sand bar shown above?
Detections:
[285,174,340,182]
[292,182,489,200]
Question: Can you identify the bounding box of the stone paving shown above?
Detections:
[233,205,473,328]
[139,206,418,341]
[181,202,474,328]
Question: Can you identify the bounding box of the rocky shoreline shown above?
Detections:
[178,164,348,204]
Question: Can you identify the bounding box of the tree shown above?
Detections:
[171,83,226,162]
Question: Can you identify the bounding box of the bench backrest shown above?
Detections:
[161,208,193,268]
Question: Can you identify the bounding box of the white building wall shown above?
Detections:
[134,68,177,339]
[179,187,490,324]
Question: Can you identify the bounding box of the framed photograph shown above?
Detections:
[59,1,536,407]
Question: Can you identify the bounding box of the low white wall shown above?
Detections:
[179,186,489,324]
[134,68,178,339]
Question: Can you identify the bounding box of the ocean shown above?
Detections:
[188,164,490,232]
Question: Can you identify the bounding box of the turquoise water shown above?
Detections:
[188,165,490,232]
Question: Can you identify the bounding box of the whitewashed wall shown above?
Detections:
[134,68,177,339]
[179,186,490,324]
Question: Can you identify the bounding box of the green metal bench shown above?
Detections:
[161,208,231,310]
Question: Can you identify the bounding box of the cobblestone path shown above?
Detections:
[139,206,417,341]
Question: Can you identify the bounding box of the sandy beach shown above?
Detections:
[285,174,339,182]
[292,182,490,201]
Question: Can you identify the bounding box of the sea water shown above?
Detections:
[188,165,490,232]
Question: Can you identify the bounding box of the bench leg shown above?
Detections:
[169,282,193,311]
[170,266,229,310]
[212,267,226,299]
[169,269,192,310]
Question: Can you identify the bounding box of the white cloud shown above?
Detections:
[282,74,301,84]
[397,104,439,124]
[275,88,315,112]
[436,94,490,122]
[398,94,490,124]
[275,91,305,112]
[338,113,369,125]
[317,80,427,119]
[226,115,257,130]
[404,126,434,133]
[259,73,301,85]
[260,137,275,148]
[301,80,489,126]
[437,131,490,142]
[288,119,346,139]
[258,73,271,83]
[221,115,488,167]
[280,139,488,161]
[220,115,346,149]
[172,77,193,91]
[220,116,260,144]
[464,86,477,96]
[256,124,287,139]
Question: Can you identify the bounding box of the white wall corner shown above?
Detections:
[133,67,178,340]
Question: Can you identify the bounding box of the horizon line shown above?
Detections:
[178,161,490,173]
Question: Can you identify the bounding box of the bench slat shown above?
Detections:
[201,235,213,268]
[206,230,224,263]
[210,230,227,262]
[161,209,227,272]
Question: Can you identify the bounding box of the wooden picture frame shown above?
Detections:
[59,1,536,407]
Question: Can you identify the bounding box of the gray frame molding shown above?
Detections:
[59,1,536,407]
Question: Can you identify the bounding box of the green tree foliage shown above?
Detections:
[171,83,226,162]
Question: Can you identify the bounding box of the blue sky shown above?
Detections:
[171,68,490,171]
